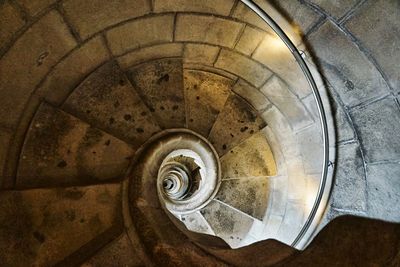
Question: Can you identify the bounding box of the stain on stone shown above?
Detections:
[250,130,255,134]
[57,160,67,168]
[124,114,132,121]
[109,117,115,124]
[230,133,234,138]
[196,96,200,100]
[59,188,85,200]
[157,73,169,84]
[160,106,165,111]
[222,144,227,150]
[240,126,249,133]
[65,210,76,222]
[86,110,91,114]
[149,107,156,112]
[345,80,354,91]
[141,111,147,116]
[113,100,120,108]
[33,231,46,243]
[104,140,111,146]
[36,51,49,66]
[80,218,85,223]
[172,105,179,111]
[190,119,194,122]
[119,79,126,86]
[136,128,144,133]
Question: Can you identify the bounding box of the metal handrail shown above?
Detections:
[239,0,330,248]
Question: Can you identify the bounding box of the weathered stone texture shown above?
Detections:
[307,21,389,107]
[62,0,151,39]
[183,43,220,66]
[16,0,55,16]
[309,0,359,19]
[0,11,77,129]
[153,0,235,16]
[0,1,25,50]
[345,0,400,93]
[36,36,110,105]
[331,142,366,211]
[215,49,272,88]
[106,14,174,56]
[234,26,265,56]
[175,14,243,48]
[232,79,270,112]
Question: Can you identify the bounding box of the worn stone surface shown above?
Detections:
[366,163,400,222]
[183,43,220,66]
[16,0,55,16]
[232,79,270,112]
[127,58,185,129]
[62,0,150,39]
[201,200,253,248]
[253,34,311,98]
[235,25,265,56]
[307,20,389,107]
[17,103,134,188]
[175,14,243,48]
[220,131,276,179]
[0,184,122,267]
[208,94,267,156]
[0,11,77,129]
[215,49,272,88]
[277,201,305,244]
[0,1,25,50]
[309,0,358,19]
[184,63,239,81]
[63,61,161,147]
[350,97,400,163]
[82,232,143,267]
[331,142,366,211]
[296,125,324,174]
[181,211,215,236]
[153,0,235,16]
[118,43,183,69]
[261,76,313,130]
[184,70,233,137]
[345,0,400,93]
[0,130,12,179]
[216,177,270,220]
[36,36,110,105]
[106,14,174,56]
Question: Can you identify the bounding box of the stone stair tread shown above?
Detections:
[17,102,134,189]
[183,69,234,137]
[0,183,123,267]
[181,211,215,236]
[126,58,186,129]
[208,94,267,156]
[62,61,161,148]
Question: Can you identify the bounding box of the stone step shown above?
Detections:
[62,61,161,148]
[17,102,134,189]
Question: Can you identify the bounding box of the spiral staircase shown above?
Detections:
[1,0,400,266]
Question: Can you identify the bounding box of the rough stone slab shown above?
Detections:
[234,25,265,56]
[253,34,311,98]
[106,14,174,56]
[216,177,270,220]
[17,103,134,189]
[215,49,272,88]
[175,14,244,48]
[127,58,186,129]
[63,61,161,147]
[183,63,239,81]
[82,232,143,267]
[184,70,233,137]
[345,0,400,93]
[220,131,276,179]
[268,176,288,217]
[16,0,55,16]
[309,0,358,19]
[277,201,305,245]
[117,43,183,69]
[350,97,400,163]
[261,76,313,131]
[183,43,220,66]
[366,163,400,222]
[0,11,77,129]
[331,142,366,211]
[0,1,25,50]
[153,0,235,16]
[296,125,324,174]
[233,79,270,112]
[307,20,389,107]
[35,36,110,106]
[0,184,122,267]
[0,130,12,178]
[62,0,151,39]
[208,94,267,156]
[267,0,322,33]
[201,200,253,249]
[181,211,215,236]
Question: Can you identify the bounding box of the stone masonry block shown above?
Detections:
[309,0,358,19]
[183,43,220,66]
[106,14,174,56]
[16,0,55,16]
[232,79,270,112]
[153,0,235,16]
[350,97,400,163]
[215,49,272,88]
[62,0,150,39]
[0,11,77,129]
[0,1,25,51]
[235,25,265,56]
[175,14,244,48]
